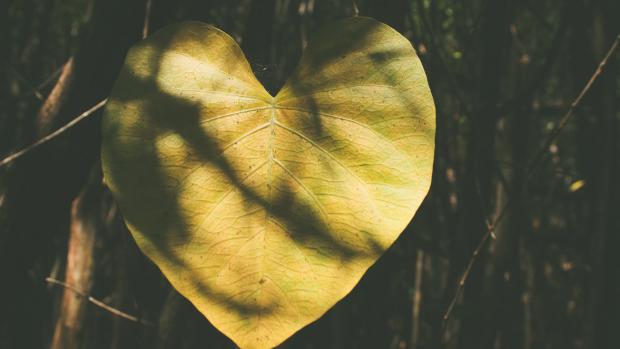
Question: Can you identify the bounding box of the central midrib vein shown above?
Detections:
[255,98,278,318]
[266,98,277,214]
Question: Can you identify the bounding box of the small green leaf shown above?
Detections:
[102,17,435,348]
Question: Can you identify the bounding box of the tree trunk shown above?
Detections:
[50,167,104,349]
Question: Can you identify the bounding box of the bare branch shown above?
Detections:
[351,0,359,17]
[8,65,45,101]
[527,33,620,173]
[0,99,107,168]
[35,65,65,93]
[143,0,152,39]
[46,277,155,327]
[15,62,66,100]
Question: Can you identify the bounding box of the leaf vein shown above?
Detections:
[200,106,272,125]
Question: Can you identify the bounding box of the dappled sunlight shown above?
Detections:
[102,16,434,349]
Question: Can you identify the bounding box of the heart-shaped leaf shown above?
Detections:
[102,17,435,348]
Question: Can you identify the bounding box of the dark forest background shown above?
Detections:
[1,0,619,348]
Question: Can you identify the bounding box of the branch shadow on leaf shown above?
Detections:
[103,28,395,325]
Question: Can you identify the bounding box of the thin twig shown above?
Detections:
[527,33,620,174]
[441,200,510,332]
[351,0,359,16]
[9,65,45,101]
[35,65,65,93]
[0,99,107,168]
[46,277,155,326]
[143,0,152,39]
[441,32,620,333]
[19,63,66,100]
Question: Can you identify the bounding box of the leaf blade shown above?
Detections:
[102,17,435,349]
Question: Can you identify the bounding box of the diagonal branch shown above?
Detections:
[46,277,155,326]
[0,99,107,168]
[441,32,620,334]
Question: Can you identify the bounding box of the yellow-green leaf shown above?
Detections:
[569,179,585,192]
[102,17,435,349]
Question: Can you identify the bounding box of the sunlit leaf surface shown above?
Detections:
[102,17,435,349]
